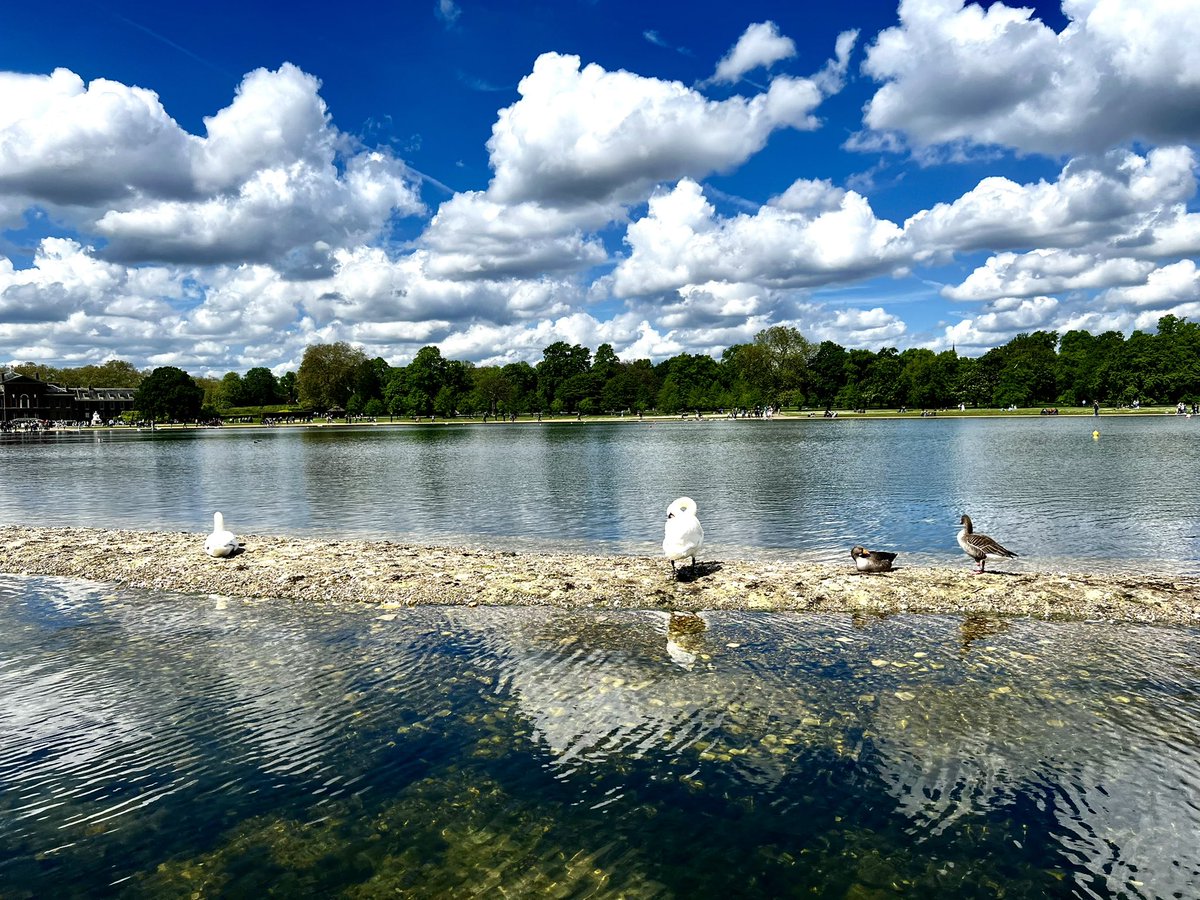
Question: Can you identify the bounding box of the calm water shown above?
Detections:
[1,416,1198,571]
[2,575,1199,898]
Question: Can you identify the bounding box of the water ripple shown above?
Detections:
[3,417,1199,572]
[3,577,1200,897]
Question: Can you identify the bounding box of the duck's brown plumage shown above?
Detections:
[850,545,898,573]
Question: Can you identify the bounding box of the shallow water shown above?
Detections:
[1,416,1198,572]
[3,575,1199,898]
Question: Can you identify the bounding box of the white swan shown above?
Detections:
[662,497,704,578]
[204,511,242,558]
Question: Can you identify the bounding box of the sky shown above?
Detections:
[1,0,1199,376]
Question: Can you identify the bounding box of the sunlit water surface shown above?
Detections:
[2,575,1199,898]
[1,416,1198,571]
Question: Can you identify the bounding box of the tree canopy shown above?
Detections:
[297,341,367,410]
[133,366,204,421]
[28,316,1200,421]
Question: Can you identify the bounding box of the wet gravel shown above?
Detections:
[5,525,1199,626]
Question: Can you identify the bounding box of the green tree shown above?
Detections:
[278,371,298,404]
[1091,330,1129,402]
[296,342,367,411]
[15,359,144,388]
[93,359,144,388]
[471,366,515,417]
[994,331,1058,406]
[808,341,848,408]
[195,376,222,412]
[862,347,903,408]
[721,343,772,408]
[657,353,721,412]
[134,366,204,422]
[836,349,875,409]
[898,348,936,408]
[500,362,538,413]
[347,357,389,414]
[753,325,813,406]
[242,367,281,406]
[405,346,450,408]
[1055,330,1099,406]
[1153,315,1200,402]
[956,349,1005,407]
[218,372,246,408]
[591,343,623,412]
[536,342,591,410]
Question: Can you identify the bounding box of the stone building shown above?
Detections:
[0,371,136,426]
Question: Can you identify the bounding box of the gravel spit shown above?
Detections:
[5,525,1199,626]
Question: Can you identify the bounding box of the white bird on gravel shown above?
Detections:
[204,511,243,558]
[662,497,704,578]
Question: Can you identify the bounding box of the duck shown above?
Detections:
[204,511,243,558]
[850,545,898,573]
[956,514,1017,573]
[663,497,704,579]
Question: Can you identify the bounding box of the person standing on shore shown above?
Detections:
[1093,400,1100,416]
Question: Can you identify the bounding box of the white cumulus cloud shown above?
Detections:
[902,147,1198,256]
[0,64,424,274]
[615,179,906,296]
[485,52,827,206]
[943,250,1157,301]
[419,191,612,280]
[861,0,1200,156]
[711,21,797,84]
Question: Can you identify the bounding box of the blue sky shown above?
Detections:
[1,0,1197,375]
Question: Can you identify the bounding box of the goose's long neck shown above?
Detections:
[213,512,225,531]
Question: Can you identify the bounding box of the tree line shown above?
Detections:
[230,315,1200,417]
[14,315,1200,421]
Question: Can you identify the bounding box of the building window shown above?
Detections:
[19,394,30,409]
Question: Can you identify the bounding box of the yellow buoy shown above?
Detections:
[1092,430,1100,440]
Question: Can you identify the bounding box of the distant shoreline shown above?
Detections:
[6,526,1199,628]
[2,405,1192,434]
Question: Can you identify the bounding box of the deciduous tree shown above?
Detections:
[134,366,204,422]
[297,342,367,410]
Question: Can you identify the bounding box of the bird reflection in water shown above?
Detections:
[665,611,709,670]
[959,614,1011,655]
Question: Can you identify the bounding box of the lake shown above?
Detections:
[1,416,1197,571]
[1,574,1198,898]
[4,417,1199,896]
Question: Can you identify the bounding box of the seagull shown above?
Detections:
[850,545,898,573]
[663,497,704,578]
[665,611,707,670]
[204,511,243,558]
[956,514,1017,573]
